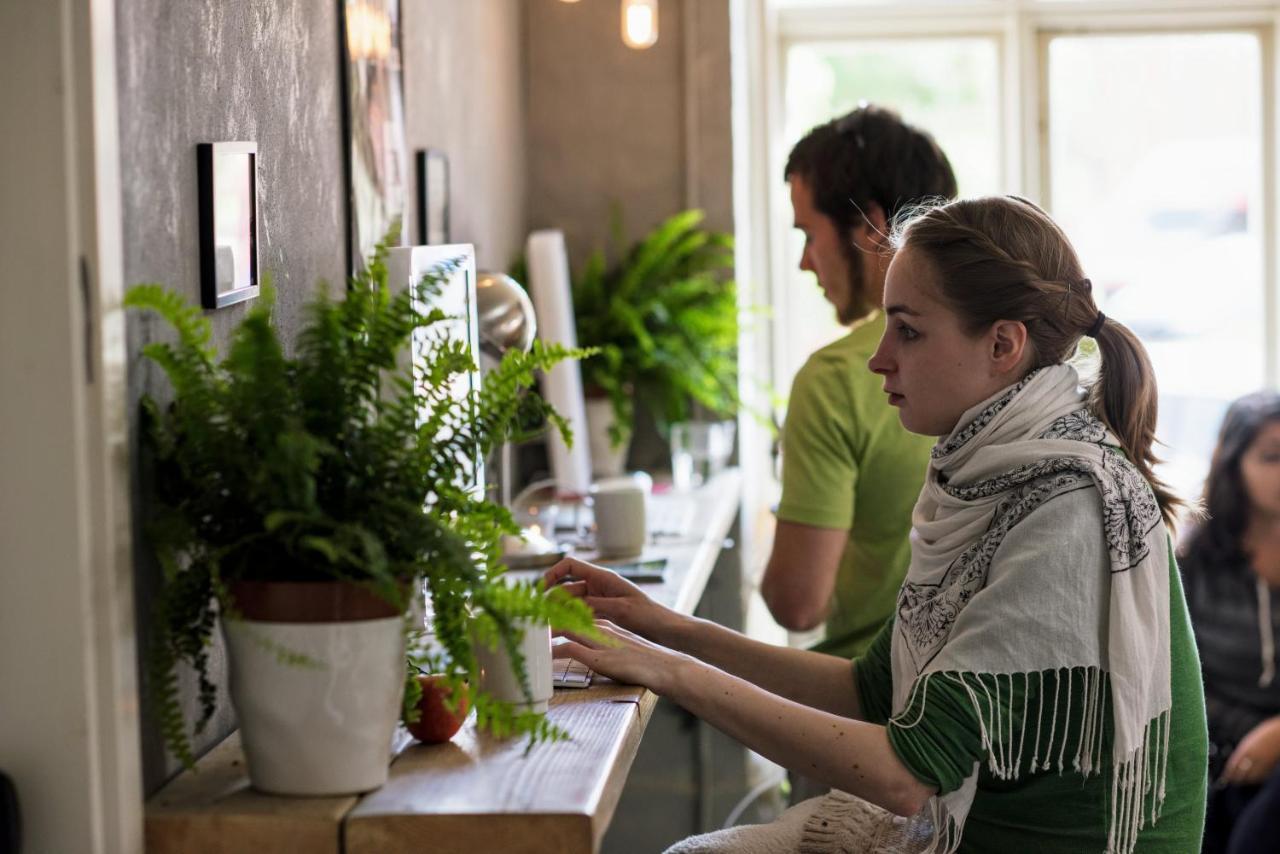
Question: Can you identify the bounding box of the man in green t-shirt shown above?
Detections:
[760,106,957,661]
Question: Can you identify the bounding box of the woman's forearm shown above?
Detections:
[653,611,862,718]
[659,655,932,816]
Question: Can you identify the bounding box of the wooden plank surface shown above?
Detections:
[145,731,356,854]
[144,470,740,854]
[345,683,659,854]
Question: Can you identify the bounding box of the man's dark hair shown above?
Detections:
[784,104,958,236]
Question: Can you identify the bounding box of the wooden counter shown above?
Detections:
[146,469,742,854]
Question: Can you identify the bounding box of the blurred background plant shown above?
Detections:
[514,208,741,456]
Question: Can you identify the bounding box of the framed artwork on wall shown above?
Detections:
[197,141,259,310]
[416,149,450,245]
[340,0,409,273]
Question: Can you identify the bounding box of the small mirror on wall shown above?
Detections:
[198,141,259,309]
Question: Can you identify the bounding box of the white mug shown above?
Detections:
[474,619,553,714]
[591,480,647,558]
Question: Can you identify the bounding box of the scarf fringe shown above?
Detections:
[1106,707,1171,854]
[923,797,964,854]
[895,668,1169,854]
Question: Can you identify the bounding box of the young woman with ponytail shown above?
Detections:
[545,196,1207,853]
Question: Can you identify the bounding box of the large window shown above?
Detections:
[1045,31,1265,500]
[762,0,1277,505]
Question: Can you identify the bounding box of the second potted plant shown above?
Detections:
[565,209,740,475]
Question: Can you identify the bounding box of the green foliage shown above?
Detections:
[129,231,596,766]
[517,209,740,448]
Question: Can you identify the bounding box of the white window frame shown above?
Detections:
[763,0,1280,392]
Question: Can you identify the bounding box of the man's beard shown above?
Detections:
[835,246,875,325]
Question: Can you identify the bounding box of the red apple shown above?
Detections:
[405,674,469,744]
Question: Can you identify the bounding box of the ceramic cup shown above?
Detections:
[591,480,647,558]
[474,619,553,714]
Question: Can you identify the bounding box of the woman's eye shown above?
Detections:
[896,323,919,341]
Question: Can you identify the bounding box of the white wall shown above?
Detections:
[0,0,142,851]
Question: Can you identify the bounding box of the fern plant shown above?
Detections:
[514,209,740,448]
[128,233,596,768]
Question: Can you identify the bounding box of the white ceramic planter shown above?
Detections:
[222,609,405,796]
[474,620,553,714]
[584,396,629,478]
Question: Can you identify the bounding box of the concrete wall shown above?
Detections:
[525,0,733,270]
[117,0,347,794]
[403,0,527,273]
[119,0,529,793]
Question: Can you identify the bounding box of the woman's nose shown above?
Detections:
[868,340,891,375]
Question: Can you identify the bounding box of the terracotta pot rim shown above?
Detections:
[227,579,408,623]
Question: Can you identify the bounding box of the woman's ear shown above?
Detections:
[989,319,1030,377]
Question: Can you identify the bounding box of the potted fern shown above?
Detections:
[128,236,594,796]
[563,209,739,476]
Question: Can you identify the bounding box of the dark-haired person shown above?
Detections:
[1178,392,1280,854]
[762,105,957,666]
[549,196,1206,853]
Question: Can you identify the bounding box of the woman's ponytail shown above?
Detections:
[1089,318,1183,524]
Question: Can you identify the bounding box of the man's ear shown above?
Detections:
[989,319,1030,377]
[850,201,890,252]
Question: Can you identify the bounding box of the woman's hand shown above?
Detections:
[1222,715,1280,785]
[542,557,680,642]
[555,619,695,695]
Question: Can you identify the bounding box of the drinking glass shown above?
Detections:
[669,420,736,491]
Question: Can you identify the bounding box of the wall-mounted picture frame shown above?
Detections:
[416,149,450,245]
[197,141,259,310]
[340,0,409,274]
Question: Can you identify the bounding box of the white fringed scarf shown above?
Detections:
[890,365,1171,854]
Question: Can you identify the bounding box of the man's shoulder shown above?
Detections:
[794,322,884,399]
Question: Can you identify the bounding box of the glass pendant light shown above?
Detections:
[621,0,658,50]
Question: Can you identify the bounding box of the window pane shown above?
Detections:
[1046,32,1264,504]
[778,39,1000,401]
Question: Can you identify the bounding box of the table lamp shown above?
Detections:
[476,271,536,508]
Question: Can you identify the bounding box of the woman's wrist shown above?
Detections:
[651,648,703,697]
[649,605,698,652]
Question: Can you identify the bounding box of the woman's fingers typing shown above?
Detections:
[552,580,589,599]
[543,556,599,588]
[542,556,680,645]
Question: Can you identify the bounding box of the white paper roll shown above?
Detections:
[525,229,592,498]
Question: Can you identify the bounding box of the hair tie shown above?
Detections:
[1086,311,1106,339]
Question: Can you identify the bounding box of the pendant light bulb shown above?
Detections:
[621,0,658,50]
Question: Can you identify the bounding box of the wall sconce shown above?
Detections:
[621,0,658,50]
